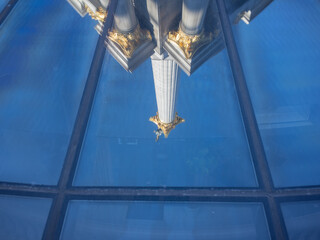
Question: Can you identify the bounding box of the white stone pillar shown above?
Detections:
[181,0,209,35]
[114,0,138,33]
[67,0,87,16]
[82,0,97,11]
[151,54,180,124]
[99,0,109,9]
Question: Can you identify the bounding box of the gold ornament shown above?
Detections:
[149,112,185,140]
[167,27,213,59]
[85,5,107,22]
[108,25,152,58]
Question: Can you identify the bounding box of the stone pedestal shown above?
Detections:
[164,0,217,75]
[105,0,155,72]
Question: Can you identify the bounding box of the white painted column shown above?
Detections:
[114,0,138,33]
[180,0,209,35]
[99,0,109,9]
[82,0,98,11]
[68,0,109,17]
[67,0,87,16]
[151,54,180,124]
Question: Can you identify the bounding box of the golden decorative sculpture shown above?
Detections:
[108,25,152,58]
[85,5,108,22]
[168,27,213,59]
[149,112,185,141]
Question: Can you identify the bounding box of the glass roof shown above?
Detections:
[0,0,320,239]
[0,0,98,184]
[232,0,320,188]
[73,49,258,187]
[61,201,270,239]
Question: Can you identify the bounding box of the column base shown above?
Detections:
[149,112,185,140]
[167,26,213,59]
[108,25,152,58]
[164,28,222,76]
[85,5,108,22]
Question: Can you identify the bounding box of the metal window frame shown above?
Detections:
[1,0,320,239]
[0,0,19,25]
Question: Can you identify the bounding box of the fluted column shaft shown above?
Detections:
[151,57,180,124]
[68,0,86,15]
[82,0,99,11]
[114,0,138,33]
[99,0,109,8]
[68,0,109,17]
[181,0,209,35]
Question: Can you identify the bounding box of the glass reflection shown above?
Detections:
[0,0,97,184]
[282,201,320,240]
[68,0,272,187]
[0,195,52,240]
[0,1,8,12]
[73,49,257,187]
[61,201,271,240]
[68,0,226,140]
[232,0,320,187]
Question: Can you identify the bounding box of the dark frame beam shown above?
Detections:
[216,0,288,239]
[41,1,118,239]
[216,0,273,192]
[2,181,320,201]
[0,0,19,26]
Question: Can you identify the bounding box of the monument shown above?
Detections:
[67,0,272,141]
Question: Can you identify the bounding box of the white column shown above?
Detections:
[99,0,109,9]
[181,0,209,35]
[82,0,97,11]
[67,0,86,16]
[114,0,138,33]
[151,54,180,124]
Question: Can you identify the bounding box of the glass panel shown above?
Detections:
[61,200,270,240]
[0,1,8,12]
[281,201,320,240]
[0,195,52,240]
[0,0,97,184]
[231,0,320,187]
[74,48,257,187]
